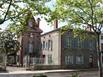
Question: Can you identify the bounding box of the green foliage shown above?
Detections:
[50,0,103,34]
[0,30,20,55]
[0,0,51,36]
[71,72,80,77]
[60,26,96,41]
[33,74,47,77]
[8,10,32,37]
[51,0,103,77]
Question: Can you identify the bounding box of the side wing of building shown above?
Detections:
[41,29,61,66]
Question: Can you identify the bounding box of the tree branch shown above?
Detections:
[78,7,92,19]
[72,9,98,32]
[0,0,12,24]
[72,10,88,24]
[98,24,103,31]
[88,0,94,27]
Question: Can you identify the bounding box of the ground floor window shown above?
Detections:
[65,55,73,64]
[48,54,52,64]
[76,55,84,64]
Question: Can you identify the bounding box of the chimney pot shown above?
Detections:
[54,19,58,29]
[37,18,40,27]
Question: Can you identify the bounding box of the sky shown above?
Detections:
[0,0,56,33]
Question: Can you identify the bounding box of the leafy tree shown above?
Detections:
[0,30,20,69]
[0,0,51,36]
[49,0,103,77]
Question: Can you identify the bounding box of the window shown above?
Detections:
[101,43,103,51]
[46,42,48,50]
[101,36,103,39]
[77,38,81,48]
[48,40,50,50]
[65,55,73,64]
[89,40,92,49]
[89,39,96,50]
[42,41,45,50]
[65,37,80,48]
[64,36,72,48]
[68,37,72,48]
[48,54,52,64]
[50,40,53,51]
[91,40,96,50]
[93,40,96,50]
[47,40,53,51]
[80,41,84,48]
[86,40,89,48]
[42,40,53,51]
[63,37,68,48]
[76,55,84,64]
[29,43,33,53]
[72,38,78,48]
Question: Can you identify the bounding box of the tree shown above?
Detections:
[0,30,20,69]
[49,0,103,77]
[0,0,51,36]
[0,0,51,24]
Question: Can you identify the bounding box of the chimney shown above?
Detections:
[53,19,58,29]
[37,18,40,27]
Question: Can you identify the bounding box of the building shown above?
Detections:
[41,21,98,69]
[17,16,43,66]
[100,34,103,51]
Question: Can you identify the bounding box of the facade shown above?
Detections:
[61,30,97,68]
[100,34,103,63]
[17,16,43,66]
[100,34,103,51]
[41,27,98,69]
[41,29,61,65]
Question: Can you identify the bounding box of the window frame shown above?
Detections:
[76,55,84,64]
[65,55,73,65]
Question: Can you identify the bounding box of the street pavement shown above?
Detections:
[0,66,100,77]
[6,66,26,72]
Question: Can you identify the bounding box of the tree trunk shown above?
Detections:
[97,33,103,77]
[4,54,7,70]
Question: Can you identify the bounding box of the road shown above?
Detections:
[46,71,99,77]
[0,71,99,77]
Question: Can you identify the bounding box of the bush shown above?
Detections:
[33,74,47,77]
[71,72,80,77]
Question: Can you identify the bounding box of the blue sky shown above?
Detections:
[0,0,56,33]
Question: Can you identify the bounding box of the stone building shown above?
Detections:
[41,21,98,69]
[100,34,103,51]
[17,16,43,66]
